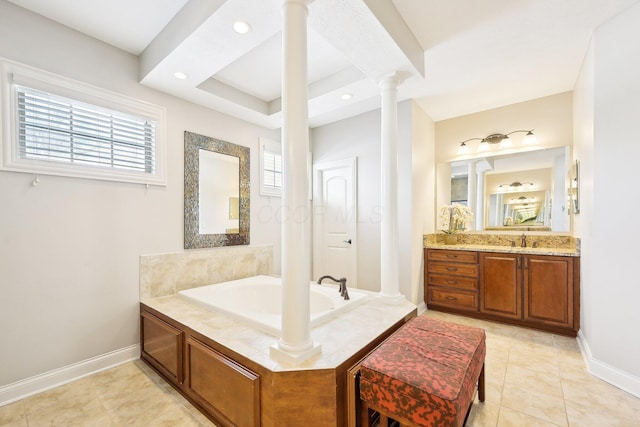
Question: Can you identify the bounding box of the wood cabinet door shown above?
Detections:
[185,337,260,427]
[523,255,574,327]
[140,311,183,384]
[480,253,521,319]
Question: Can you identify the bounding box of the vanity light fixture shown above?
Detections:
[457,129,536,154]
[510,195,536,203]
[233,20,252,34]
[457,141,470,155]
[499,181,534,190]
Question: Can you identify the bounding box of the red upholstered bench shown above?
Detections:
[359,316,486,427]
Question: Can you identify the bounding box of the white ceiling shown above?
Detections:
[7,0,639,129]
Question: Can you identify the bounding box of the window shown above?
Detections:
[1,61,166,185]
[260,137,282,197]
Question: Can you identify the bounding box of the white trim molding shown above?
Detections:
[0,344,140,406]
[577,331,640,398]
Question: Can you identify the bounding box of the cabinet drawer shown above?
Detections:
[428,288,478,311]
[428,262,478,277]
[428,249,478,264]
[428,274,478,291]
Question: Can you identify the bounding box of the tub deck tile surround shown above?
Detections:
[140,244,416,371]
[139,245,417,424]
[424,233,580,257]
[141,291,417,372]
[139,245,274,300]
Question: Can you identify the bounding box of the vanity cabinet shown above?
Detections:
[480,253,575,328]
[425,249,479,312]
[425,248,580,336]
[522,255,575,328]
[479,253,521,319]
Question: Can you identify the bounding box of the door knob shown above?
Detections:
[343,239,352,244]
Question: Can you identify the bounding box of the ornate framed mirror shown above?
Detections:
[184,131,249,248]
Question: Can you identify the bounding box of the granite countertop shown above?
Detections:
[423,233,580,257]
[424,242,579,257]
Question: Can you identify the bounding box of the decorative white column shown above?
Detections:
[467,161,477,230]
[270,0,320,364]
[378,74,404,303]
[475,162,493,230]
[475,170,485,230]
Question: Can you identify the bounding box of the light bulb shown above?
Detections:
[500,136,513,148]
[524,131,537,145]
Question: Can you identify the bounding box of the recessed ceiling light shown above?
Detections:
[174,71,188,80]
[341,93,353,101]
[233,21,251,34]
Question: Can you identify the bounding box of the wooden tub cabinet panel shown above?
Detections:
[140,311,183,384]
[186,337,260,427]
[139,303,415,427]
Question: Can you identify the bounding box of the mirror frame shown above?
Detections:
[571,159,580,214]
[184,131,250,248]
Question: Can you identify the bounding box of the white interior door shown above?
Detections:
[313,158,357,287]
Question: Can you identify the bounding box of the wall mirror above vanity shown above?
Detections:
[184,131,250,249]
[439,146,572,233]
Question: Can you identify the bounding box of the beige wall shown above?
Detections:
[435,92,573,163]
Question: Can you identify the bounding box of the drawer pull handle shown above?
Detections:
[445,296,457,301]
[445,280,457,284]
[447,255,458,258]
[446,267,458,271]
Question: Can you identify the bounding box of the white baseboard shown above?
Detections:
[0,344,140,406]
[577,331,640,398]
[416,301,427,315]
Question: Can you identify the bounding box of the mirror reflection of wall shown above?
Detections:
[485,169,552,229]
[198,150,240,234]
[451,176,468,204]
[439,146,571,233]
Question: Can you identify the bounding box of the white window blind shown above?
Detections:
[263,150,282,189]
[260,138,282,197]
[1,60,166,185]
[17,86,156,173]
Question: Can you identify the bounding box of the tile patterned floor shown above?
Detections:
[1,311,639,426]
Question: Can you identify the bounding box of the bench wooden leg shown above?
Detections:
[360,401,370,427]
[478,363,485,402]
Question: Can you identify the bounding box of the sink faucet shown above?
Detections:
[317,275,350,300]
[520,233,527,248]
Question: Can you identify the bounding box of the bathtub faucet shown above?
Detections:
[317,275,350,300]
